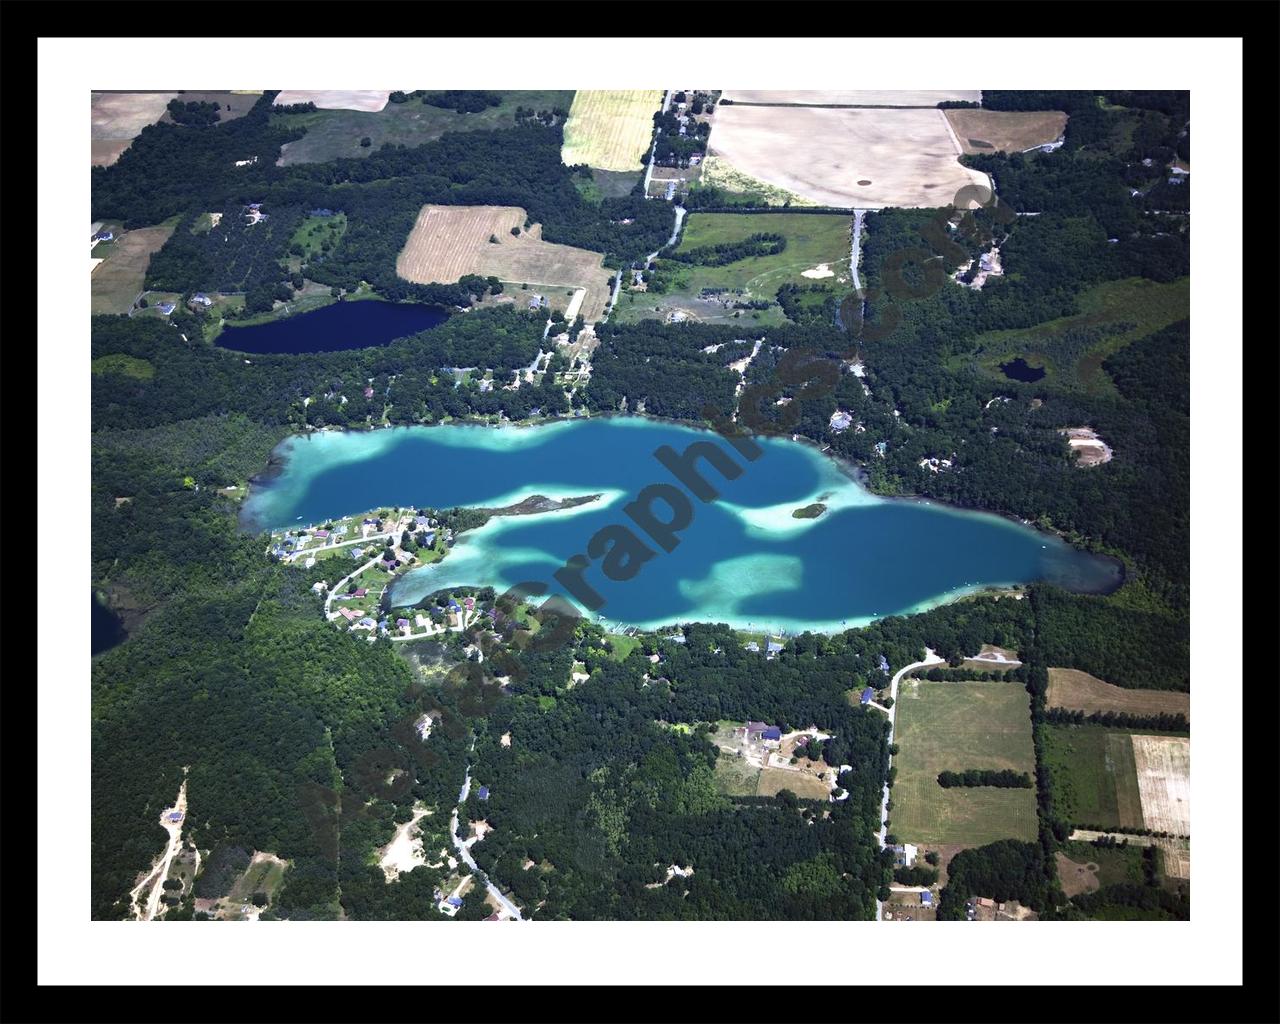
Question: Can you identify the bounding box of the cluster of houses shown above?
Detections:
[737,721,783,748]
[743,638,785,658]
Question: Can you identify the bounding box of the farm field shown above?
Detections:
[273,91,574,166]
[91,91,177,166]
[1042,725,1147,831]
[274,90,391,112]
[955,276,1190,395]
[396,204,612,321]
[561,90,664,172]
[1130,734,1190,835]
[636,212,852,325]
[708,104,991,209]
[91,222,179,315]
[943,109,1068,154]
[1047,668,1190,719]
[722,90,982,107]
[891,680,1038,847]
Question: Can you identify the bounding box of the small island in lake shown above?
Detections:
[792,502,827,519]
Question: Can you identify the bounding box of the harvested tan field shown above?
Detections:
[397,205,612,321]
[1047,669,1189,720]
[274,90,390,112]
[91,92,177,166]
[756,767,830,800]
[944,109,1068,154]
[709,104,991,210]
[1131,735,1190,835]
[723,90,982,107]
[90,224,178,315]
[561,90,664,171]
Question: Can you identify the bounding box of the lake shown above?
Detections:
[242,418,1122,633]
[215,299,448,355]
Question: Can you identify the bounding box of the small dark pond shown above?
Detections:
[215,300,447,355]
[999,357,1046,382]
[92,593,126,655]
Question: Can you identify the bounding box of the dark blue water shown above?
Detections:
[92,593,126,655]
[1000,357,1046,383]
[216,300,448,355]
[242,420,1122,633]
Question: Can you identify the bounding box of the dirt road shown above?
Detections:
[129,774,188,921]
[876,648,943,921]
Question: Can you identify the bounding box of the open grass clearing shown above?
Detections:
[1056,839,1146,896]
[561,90,664,171]
[957,277,1189,395]
[708,104,991,209]
[273,90,574,165]
[1047,668,1189,720]
[892,680,1037,847]
[91,221,180,315]
[92,354,154,380]
[712,751,762,797]
[397,204,612,321]
[667,211,852,295]
[1043,725,1146,831]
[943,109,1068,154]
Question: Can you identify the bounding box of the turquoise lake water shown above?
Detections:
[242,418,1121,633]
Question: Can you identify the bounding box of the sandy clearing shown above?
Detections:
[943,109,1068,155]
[274,90,391,112]
[128,776,188,921]
[376,802,433,881]
[708,104,991,210]
[1055,851,1102,897]
[801,263,834,279]
[723,90,982,107]
[1061,427,1113,466]
[561,90,664,171]
[1130,735,1190,835]
[397,204,612,321]
[1047,668,1189,719]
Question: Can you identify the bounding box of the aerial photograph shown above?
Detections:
[84,81,1195,931]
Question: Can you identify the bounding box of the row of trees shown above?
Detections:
[937,769,1032,789]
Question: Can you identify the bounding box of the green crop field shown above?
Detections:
[891,680,1038,847]
[954,276,1189,395]
[1042,724,1144,830]
[273,91,575,166]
